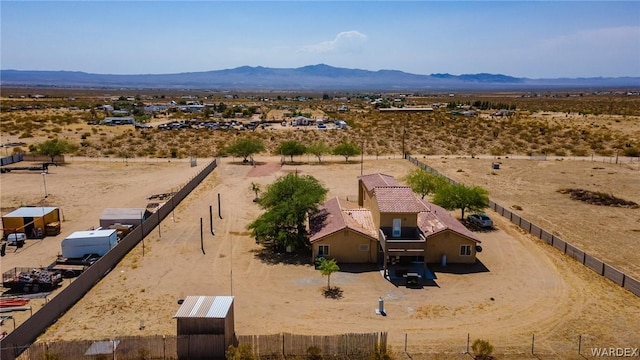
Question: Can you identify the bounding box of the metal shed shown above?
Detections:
[174,295,235,359]
[99,208,148,229]
[1,207,60,239]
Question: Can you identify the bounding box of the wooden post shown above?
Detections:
[578,334,582,356]
[404,333,407,353]
[531,333,535,355]
[210,205,214,235]
[218,193,222,219]
[466,333,470,354]
[200,218,205,255]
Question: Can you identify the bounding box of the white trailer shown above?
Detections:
[61,229,118,258]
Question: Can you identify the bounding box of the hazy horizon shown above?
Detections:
[2,1,639,79]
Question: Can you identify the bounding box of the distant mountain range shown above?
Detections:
[1,64,639,91]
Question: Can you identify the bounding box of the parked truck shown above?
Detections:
[47,253,101,278]
[61,229,118,259]
[2,267,63,293]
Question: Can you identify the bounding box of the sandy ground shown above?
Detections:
[420,155,640,280]
[1,156,639,357]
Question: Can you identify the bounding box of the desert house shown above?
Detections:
[174,295,235,360]
[1,206,61,239]
[310,173,480,280]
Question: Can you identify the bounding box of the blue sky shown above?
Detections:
[1,1,639,78]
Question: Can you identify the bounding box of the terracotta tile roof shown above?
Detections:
[309,197,377,243]
[373,186,427,213]
[358,173,399,191]
[417,199,481,243]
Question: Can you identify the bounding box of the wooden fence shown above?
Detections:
[405,154,640,298]
[237,332,386,358]
[13,332,386,360]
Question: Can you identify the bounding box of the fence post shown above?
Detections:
[466,333,470,354]
[404,333,407,353]
[531,333,535,355]
[578,334,582,356]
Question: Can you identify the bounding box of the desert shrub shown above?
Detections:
[19,132,33,139]
[623,147,640,157]
[471,339,494,360]
[306,346,322,360]
[226,343,255,360]
[371,344,394,360]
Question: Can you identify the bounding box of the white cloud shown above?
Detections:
[298,31,368,54]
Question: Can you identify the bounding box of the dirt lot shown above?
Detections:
[1,157,639,357]
[421,155,640,280]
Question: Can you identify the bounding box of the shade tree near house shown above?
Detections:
[332,141,361,162]
[432,183,489,220]
[225,138,265,163]
[405,168,448,199]
[248,173,328,251]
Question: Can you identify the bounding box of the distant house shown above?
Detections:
[309,173,481,281]
[291,116,312,126]
[100,117,135,125]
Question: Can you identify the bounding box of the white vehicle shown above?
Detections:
[468,214,493,228]
[6,232,27,245]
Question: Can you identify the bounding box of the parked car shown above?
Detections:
[468,214,493,228]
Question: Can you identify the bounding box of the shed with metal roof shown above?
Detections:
[1,207,60,239]
[174,295,235,359]
[99,208,148,228]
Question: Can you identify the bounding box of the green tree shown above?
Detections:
[226,138,265,162]
[432,183,489,219]
[248,174,328,251]
[306,141,331,163]
[332,141,361,162]
[276,140,306,163]
[317,257,340,290]
[33,138,77,162]
[405,168,448,199]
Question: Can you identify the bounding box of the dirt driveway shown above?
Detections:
[2,157,639,357]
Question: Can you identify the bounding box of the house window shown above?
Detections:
[460,245,472,256]
[359,244,370,252]
[318,245,330,257]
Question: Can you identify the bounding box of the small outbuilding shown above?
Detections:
[1,207,61,239]
[174,295,235,360]
[99,208,149,229]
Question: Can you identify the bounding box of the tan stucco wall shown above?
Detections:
[312,230,378,263]
[425,230,477,264]
[379,213,418,228]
